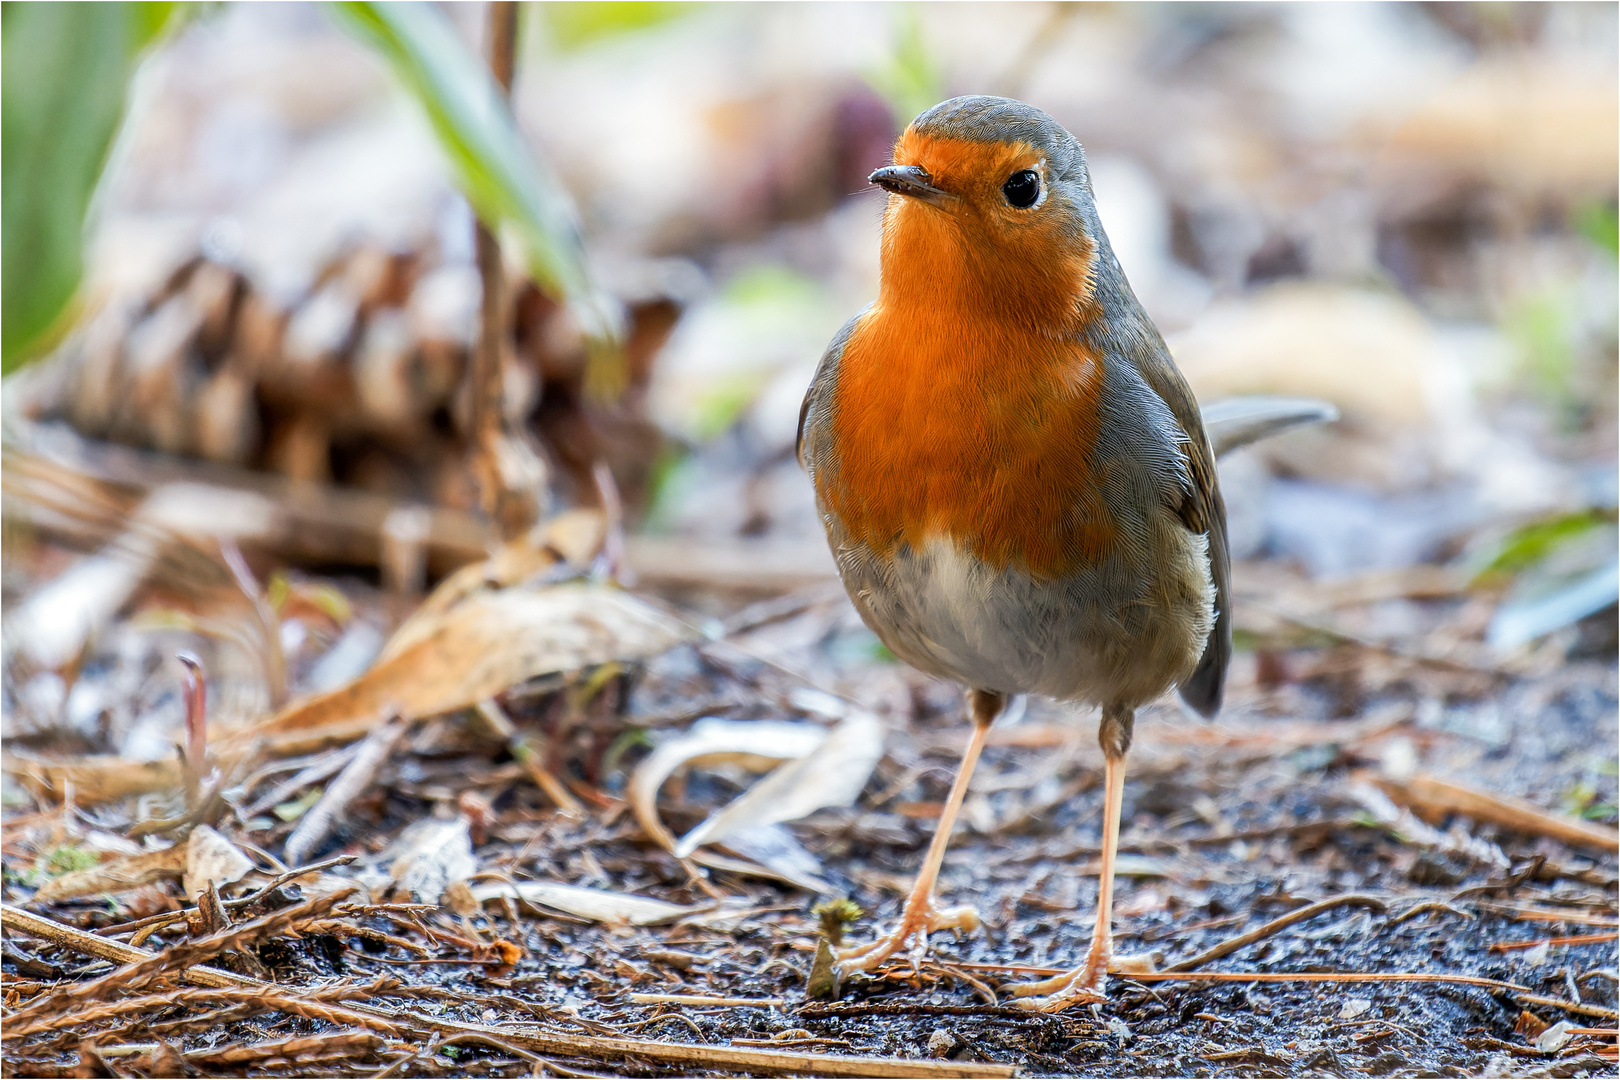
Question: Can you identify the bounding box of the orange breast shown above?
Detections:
[820,304,1115,581]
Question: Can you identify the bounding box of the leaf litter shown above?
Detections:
[3,5,1618,1077]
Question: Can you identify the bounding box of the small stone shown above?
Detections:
[1337,997,1372,1020]
[1535,1020,1574,1053]
[927,1029,958,1059]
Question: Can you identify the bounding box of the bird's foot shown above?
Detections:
[834,898,982,979]
[1007,958,1108,1012]
[1004,949,1155,1012]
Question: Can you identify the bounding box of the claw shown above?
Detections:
[1007,960,1108,1012]
[833,900,982,980]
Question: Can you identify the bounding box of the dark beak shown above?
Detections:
[869,164,955,208]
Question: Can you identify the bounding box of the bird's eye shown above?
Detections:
[1002,170,1040,208]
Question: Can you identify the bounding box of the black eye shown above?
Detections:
[1002,170,1040,208]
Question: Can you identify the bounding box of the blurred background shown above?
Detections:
[2,6,1618,1069]
[3,0,1617,877]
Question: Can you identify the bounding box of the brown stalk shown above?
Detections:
[176,651,208,807]
[0,903,255,991]
[282,715,406,866]
[470,0,547,541]
[3,889,354,1021]
[1166,893,1389,972]
[1374,771,1620,854]
[180,1030,389,1067]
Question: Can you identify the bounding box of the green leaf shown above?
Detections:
[865,6,942,129]
[329,1,618,344]
[1,2,182,374]
[1575,200,1619,262]
[1472,508,1616,582]
[540,2,700,52]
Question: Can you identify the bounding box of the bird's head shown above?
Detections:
[870,96,1104,330]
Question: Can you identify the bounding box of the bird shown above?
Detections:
[797,95,1232,1012]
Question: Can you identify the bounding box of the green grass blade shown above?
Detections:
[330,1,618,342]
[1,2,179,374]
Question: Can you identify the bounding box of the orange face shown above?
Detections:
[816,130,1116,580]
[877,130,1098,332]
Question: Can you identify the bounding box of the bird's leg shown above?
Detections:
[834,689,1001,979]
[1009,703,1132,1011]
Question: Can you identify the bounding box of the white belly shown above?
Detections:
[831,527,1214,710]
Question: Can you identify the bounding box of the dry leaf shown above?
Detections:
[387,816,477,906]
[33,845,185,903]
[182,825,255,900]
[672,711,884,857]
[715,824,833,894]
[256,583,690,734]
[469,880,702,926]
[628,718,829,852]
[384,509,607,659]
[5,753,183,804]
[627,712,884,892]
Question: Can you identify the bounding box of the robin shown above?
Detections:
[797,95,1230,1012]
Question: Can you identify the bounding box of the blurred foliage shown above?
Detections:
[17,845,101,888]
[1562,778,1618,823]
[539,1,699,51]
[866,5,943,128]
[1505,287,1582,415]
[267,571,353,624]
[1,2,187,375]
[1575,200,1619,262]
[332,1,618,347]
[1471,507,1618,584]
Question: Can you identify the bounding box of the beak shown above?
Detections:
[869,164,955,208]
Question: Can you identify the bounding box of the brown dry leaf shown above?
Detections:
[672,711,884,857]
[628,718,829,852]
[383,509,607,660]
[626,712,883,892]
[182,825,255,900]
[33,844,186,903]
[386,816,476,905]
[469,880,703,926]
[254,583,689,734]
[5,753,183,803]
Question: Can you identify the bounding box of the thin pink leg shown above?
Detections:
[835,694,998,978]
[1010,748,1127,1009]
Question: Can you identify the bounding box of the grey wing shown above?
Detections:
[796,309,866,470]
[1135,346,1231,718]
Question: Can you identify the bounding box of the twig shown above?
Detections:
[241,745,358,819]
[1514,993,1619,1020]
[1490,933,1618,952]
[1166,894,1389,972]
[283,716,405,866]
[627,993,785,1007]
[1389,901,1474,925]
[176,651,208,807]
[476,699,584,817]
[397,1020,1016,1079]
[8,889,355,1023]
[6,983,408,1039]
[1375,772,1620,855]
[1478,903,1620,928]
[951,963,1532,993]
[186,1030,389,1067]
[799,1002,1042,1020]
[0,903,255,989]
